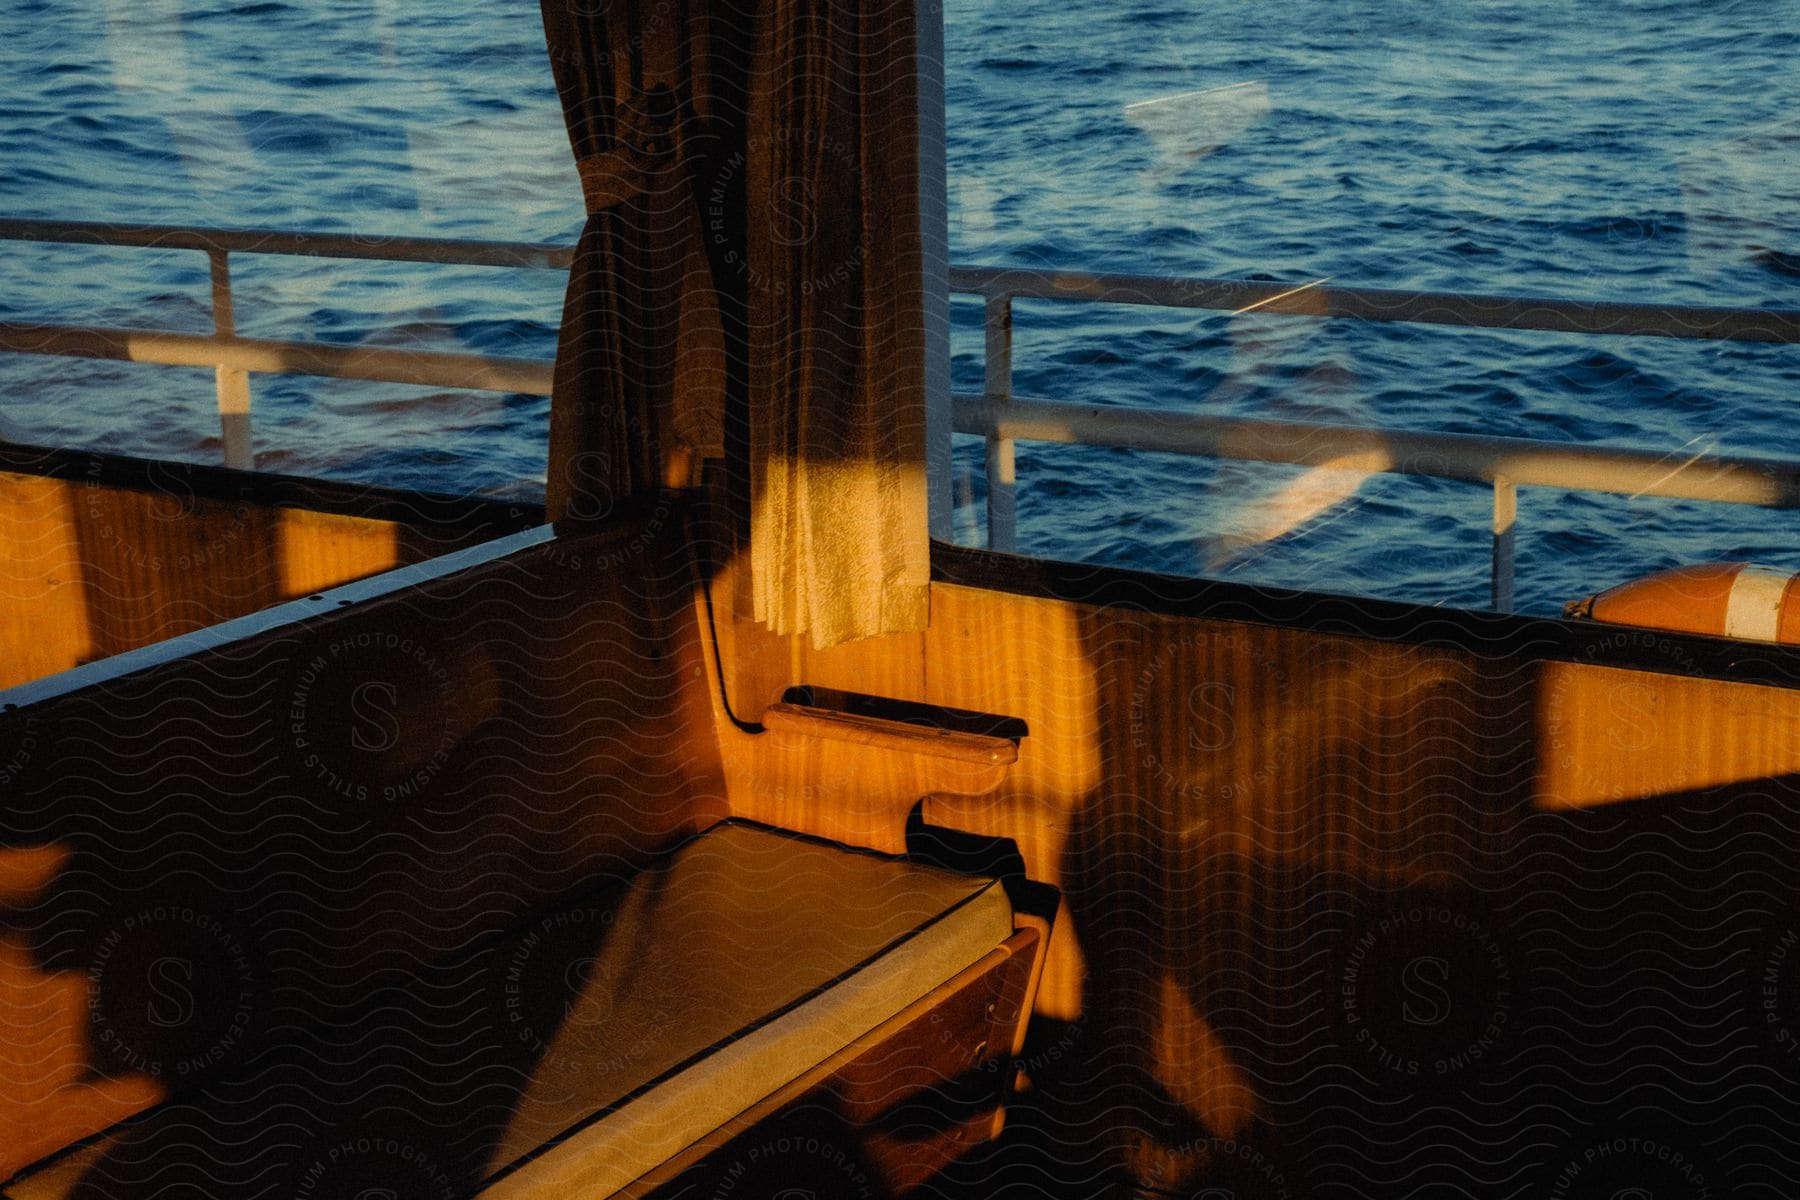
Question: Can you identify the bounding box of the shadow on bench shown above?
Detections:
[4,821,1041,1200]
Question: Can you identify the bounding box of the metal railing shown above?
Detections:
[2,219,1798,610]
[949,266,1800,611]
[0,219,567,470]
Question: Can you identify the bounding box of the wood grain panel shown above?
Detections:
[0,520,724,1177]
[0,471,523,690]
[1537,658,1800,809]
[920,586,1101,1023]
[276,506,400,596]
[708,567,1800,1192]
[0,475,93,689]
[64,473,284,661]
[0,930,168,1184]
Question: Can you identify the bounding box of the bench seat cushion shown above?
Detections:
[2,821,1013,1199]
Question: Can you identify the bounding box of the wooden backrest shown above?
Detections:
[0,517,723,1178]
[0,447,540,690]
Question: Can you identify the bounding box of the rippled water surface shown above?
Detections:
[2,0,1797,613]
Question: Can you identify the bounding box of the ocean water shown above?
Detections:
[1,0,1796,614]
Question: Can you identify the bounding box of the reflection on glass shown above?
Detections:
[944,0,1800,616]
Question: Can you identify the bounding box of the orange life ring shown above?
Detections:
[1564,562,1800,644]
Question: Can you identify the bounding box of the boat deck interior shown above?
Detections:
[3,0,1800,1195]
[0,452,1796,1196]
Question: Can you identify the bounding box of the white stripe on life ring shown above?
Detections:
[1724,565,1791,642]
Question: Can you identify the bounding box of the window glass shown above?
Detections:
[0,1,580,497]
[943,0,1800,615]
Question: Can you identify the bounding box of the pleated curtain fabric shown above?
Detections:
[538,0,734,522]
[743,0,931,649]
[540,0,930,649]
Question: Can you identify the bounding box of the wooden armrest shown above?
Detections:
[763,703,1019,766]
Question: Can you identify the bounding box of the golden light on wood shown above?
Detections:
[276,506,399,597]
[1535,659,1800,810]
[0,845,167,1180]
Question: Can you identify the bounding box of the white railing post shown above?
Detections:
[984,291,1016,552]
[209,250,253,470]
[1491,475,1516,613]
[4,220,1799,603]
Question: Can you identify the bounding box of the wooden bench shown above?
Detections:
[2,821,1044,1199]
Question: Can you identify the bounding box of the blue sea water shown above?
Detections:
[1,0,1796,614]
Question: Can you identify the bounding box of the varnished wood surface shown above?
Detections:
[0,517,724,1179]
[1537,657,1800,808]
[0,466,534,689]
[2,468,1795,1194]
[707,551,1800,1194]
[762,701,1018,766]
[815,926,1039,1195]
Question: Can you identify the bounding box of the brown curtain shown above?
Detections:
[743,0,931,648]
[538,0,739,520]
[541,0,930,650]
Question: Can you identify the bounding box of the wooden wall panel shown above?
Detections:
[0,522,725,1180]
[920,586,1100,1023]
[276,507,401,596]
[0,845,165,1178]
[1537,659,1800,809]
[711,573,1800,1194]
[0,470,523,691]
[63,475,285,660]
[0,475,94,689]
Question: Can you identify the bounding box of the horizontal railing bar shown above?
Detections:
[0,323,554,395]
[0,219,573,270]
[948,266,1800,345]
[4,221,1794,345]
[4,222,1794,517]
[4,319,1789,508]
[953,392,1800,509]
